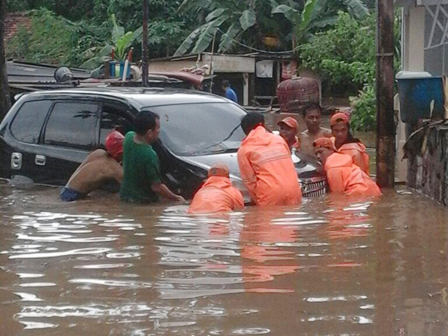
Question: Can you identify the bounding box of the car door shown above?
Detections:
[98,100,135,146]
[38,100,100,185]
[2,99,53,182]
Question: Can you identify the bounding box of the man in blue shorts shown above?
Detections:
[60,130,124,202]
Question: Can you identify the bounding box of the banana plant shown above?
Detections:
[174,0,257,56]
[174,0,370,57]
[80,14,142,69]
[270,0,369,47]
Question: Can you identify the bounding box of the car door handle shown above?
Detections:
[35,155,46,166]
[11,152,22,170]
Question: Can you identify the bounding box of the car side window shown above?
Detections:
[44,101,99,150]
[10,100,52,144]
[99,102,134,145]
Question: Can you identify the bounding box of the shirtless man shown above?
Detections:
[299,103,332,157]
[60,130,124,202]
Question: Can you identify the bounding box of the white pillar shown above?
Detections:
[396,6,426,183]
[243,73,249,106]
[402,5,425,72]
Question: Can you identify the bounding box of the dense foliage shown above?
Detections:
[5,0,191,64]
[4,0,388,131]
[300,12,401,131]
[174,0,372,56]
[7,9,108,66]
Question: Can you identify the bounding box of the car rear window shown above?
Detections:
[10,100,52,144]
[44,101,99,150]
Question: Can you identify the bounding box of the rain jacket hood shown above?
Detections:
[237,126,302,206]
[324,152,381,197]
[324,152,353,171]
[188,176,244,214]
[337,142,370,174]
[241,125,277,147]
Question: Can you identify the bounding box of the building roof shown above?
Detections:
[7,61,91,85]
[150,52,297,63]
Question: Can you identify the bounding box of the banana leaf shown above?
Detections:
[174,26,203,56]
[111,14,124,43]
[192,15,229,54]
[206,8,227,22]
[341,0,370,20]
[239,9,256,31]
[218,22,241,52]
[272,4,298,23]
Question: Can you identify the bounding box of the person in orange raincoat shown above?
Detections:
[188,164,244,214]
[277,117,300,151]
[330,112,370,174]
[237,113,302,206]
[313,138,381,197]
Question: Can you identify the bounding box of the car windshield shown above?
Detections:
[147,102,246,156]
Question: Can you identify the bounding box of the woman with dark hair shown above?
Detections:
[330,112,370,174]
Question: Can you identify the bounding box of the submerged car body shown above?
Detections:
[0,87,326,199]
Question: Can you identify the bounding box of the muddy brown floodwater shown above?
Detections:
[2,180,448,336]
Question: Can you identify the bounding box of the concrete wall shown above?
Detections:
[407,125,448,205]
[202,55,255,73]
[147,55,255,74]
[147,60,200,73]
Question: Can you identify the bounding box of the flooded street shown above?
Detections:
[1,181,448,336]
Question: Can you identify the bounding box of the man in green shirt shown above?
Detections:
[120,111,185,204]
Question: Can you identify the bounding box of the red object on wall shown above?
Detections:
[276,77,320,113]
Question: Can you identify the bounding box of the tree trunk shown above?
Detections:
[376,0,395,188]
[0,0,11,121]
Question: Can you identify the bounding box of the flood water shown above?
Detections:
[1,180,448,336]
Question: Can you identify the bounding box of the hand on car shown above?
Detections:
[175,195,186,203]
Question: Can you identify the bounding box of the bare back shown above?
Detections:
[300,127,332,157]
[66,149,123,194]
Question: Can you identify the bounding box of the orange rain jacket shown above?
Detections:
[337,142,370,174]
[237,126,302,206]
[188,176,244,214]
[324,152,381,197]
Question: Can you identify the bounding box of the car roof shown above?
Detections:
[21,87,230,108]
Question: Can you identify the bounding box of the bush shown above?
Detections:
[300,12,376,93]
[6,9,108,66]
[349,84,376,131]
[300,11,401,131]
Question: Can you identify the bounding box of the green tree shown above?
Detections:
[90,0,190,58]
[174,0,260,56]
[6,0,95,21]
[6,8,108,66]
[174,0,370,56]
[300,11,401,131]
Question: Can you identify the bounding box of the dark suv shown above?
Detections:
[0,87,326,199]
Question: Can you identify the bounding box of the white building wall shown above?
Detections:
[404,6,426,71]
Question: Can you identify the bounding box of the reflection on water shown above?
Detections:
[1,182,448,335]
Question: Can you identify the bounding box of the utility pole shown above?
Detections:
[142,0,149,87]
[376,0,395,188]
[0,0,11,121]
